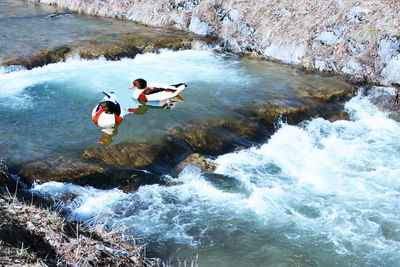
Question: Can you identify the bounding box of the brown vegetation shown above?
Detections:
[0,160,160,266]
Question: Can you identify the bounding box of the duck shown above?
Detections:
[129,78,187,101]
[92,92,122,128]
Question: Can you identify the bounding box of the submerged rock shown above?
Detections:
[83,143,161,168]
[82,135,190,172]
[169,123,236,155]
[1,26,208,69]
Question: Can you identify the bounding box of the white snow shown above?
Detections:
[342,59,363,76]
[347,6,371,24]
[382,54,400,84]
[317,31,340,45]
[188,17,213,36]
[378,37,400,65]
[263,44,306,64]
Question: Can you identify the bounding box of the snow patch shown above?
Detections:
[189,17,213,36]
[378,37,400,65]
[316,27,346,46]
[276,8,290,16]
[348,39,366,55]
[347,6,371,24]
[263,44,306,64]
[382,54,400,84]
[342,59,363,76]
[317,31,340,45]
[315,60,330,71]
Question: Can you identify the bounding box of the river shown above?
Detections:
[2,1,400,266]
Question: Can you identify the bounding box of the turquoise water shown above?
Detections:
[34,92,400,266]
[4,2,400,267]
[0,50,350,166]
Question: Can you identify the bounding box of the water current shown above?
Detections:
[33,93,400,266]
[2,1,400,266]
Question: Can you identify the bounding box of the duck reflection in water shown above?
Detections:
[92,92,183,146]
[92,92,124,146]
[128,96,184,115]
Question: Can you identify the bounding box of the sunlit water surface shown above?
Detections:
[0,0,181,61]
[0,49,349,165]
[3,1,399,266]
[34,93,400,266]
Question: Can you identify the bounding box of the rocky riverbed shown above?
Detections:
[2,1,400,265]
[14,80,357,192]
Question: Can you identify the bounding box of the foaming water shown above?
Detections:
[0,51,252,162]
[33,93,400,266]
[0,49,349,164]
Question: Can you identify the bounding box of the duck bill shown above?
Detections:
[128,86,136,90]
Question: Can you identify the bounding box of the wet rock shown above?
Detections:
[168,118,266,156]
[169,121,250,155]
[83,143,162,168]
[17,156,158,191]
[17,156,112,187]
[289,78,355,103]
[215,119,267,142]
[2,46,72,69]
[1,27,209,69]
[235,98,315,132]
[0,160,17,192]
[74,42,140,60]
[82,134,191,173]
[359,86,400,120]
[176,153,217,173]
[153,134,192,171]
[169,123,236,155]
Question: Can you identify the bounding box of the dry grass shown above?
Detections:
[0,180,160,266]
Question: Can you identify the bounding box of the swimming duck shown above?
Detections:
[92,92,122,128]
[129,78,186,101]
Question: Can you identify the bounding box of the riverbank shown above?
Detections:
[2,2,400,265]
[31,0,400,87]
[0,160,160,266]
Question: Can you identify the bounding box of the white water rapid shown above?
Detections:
[33,90,400,266]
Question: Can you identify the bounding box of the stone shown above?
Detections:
[17,156,112,187]
[16,156,158,191]
[0,160,17,192]
[188,17,214,36]
[378,37,400,65]
[382,55,400,85]
[317,31,340,46]
[347,6,371,24]
[359,86,400,120]
[263,43,306,65]
[169,123,235,155]
[176,153,217,173]
[83,143,161,169]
